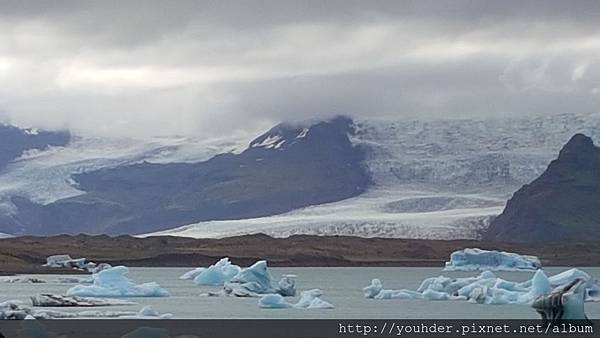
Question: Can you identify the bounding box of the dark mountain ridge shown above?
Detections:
[484,133,600,242]
[1,116,371,235]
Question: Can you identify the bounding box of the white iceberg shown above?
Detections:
[66,266,169,298]
[443,248,541,271]
[179,267,206,280]
[258,289,334,309]
[364,268,599,306]
[43,255,112,273]
[193,258,241,286]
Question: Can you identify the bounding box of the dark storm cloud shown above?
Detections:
[0,0,599,137]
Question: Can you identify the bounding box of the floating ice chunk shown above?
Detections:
[365,268,597,307]
[180,267,206,280]
[133,306,173,319]
[443,248,541,271]
[548,268,591,285]
[532,278,588,321]
[276,275,297,297]
[293,289,334,309]
[55,277,93,284]
[224,260,276,297]
[193,258,241,286]
[1,299,169,319]
[1,277,46,283]
[43,255,112,273]
[66,266,169,298]
[363,279,383,298]
[258,289,334,309]
[257,294,292,309]
[30,294,135,307]
[0,300,34,319]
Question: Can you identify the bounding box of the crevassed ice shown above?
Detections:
[443,248,541,271]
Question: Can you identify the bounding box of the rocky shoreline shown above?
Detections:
[1,234,599,275]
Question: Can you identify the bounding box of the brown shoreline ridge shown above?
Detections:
[1,233,599,275]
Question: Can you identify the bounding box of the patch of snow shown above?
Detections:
[66,266,169,298]
[251,134,283,149]
[296,128,309,139]
[443,248,541,271]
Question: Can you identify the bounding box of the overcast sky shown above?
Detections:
[1,0,599,138]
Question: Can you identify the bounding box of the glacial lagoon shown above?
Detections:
[2,267,599,319]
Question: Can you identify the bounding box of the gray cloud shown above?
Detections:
[0,0,599,137]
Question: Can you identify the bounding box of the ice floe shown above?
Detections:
[43,254,112,273]
[30,294,135,307]
[364,268,600,306]
[258,289,334,309]
[1,300,170,319]
[193,258,241,286]
[222,260,296,297]
[0,277,46,283]
[66,266,169,298]
[443,248,541,271]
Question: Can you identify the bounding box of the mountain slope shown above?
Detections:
[0,124,70,170]
[484,133,600,242]
[3,116,370,235]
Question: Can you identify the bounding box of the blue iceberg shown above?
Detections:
[66,266,169,298]
[193,258,241,286]
[223,260,297,297]
[364,268,599,306]
[443,248,541,271]
[258,289,334,309]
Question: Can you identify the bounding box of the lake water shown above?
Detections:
[2,267,599,319]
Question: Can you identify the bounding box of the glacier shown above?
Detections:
[2,112,600,239]
[142,112,600,240]
[363,268,600,306]
[443,248,541,271]
[0,132,256,216]
[66,266,169,298]
[258,289,334,309]
[192,258,241,286]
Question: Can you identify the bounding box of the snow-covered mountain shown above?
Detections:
[145,113,600,239]
[0,112,599,238]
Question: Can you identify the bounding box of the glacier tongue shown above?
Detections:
[144,112,600,240]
